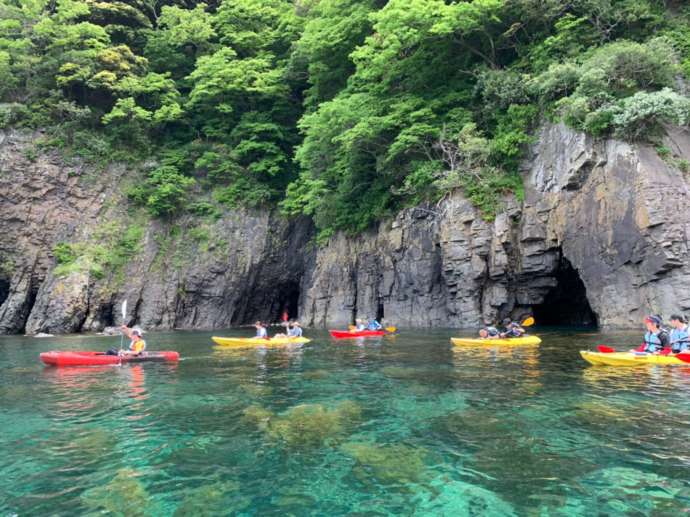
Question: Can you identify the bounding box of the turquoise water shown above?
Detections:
[1,329,689,515]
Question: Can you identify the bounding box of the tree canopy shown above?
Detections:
[1,0,689,239]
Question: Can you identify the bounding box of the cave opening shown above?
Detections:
[376,301,384,321]
[0,277,9,308]
[99,303,115,327]
[532,256,598,328]
[275,281,301,322]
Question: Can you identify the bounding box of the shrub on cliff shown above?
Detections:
[607,88,690,140]
[129,166,196,217]
[550,39,681,135]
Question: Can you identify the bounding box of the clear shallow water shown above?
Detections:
[1,328,689,515]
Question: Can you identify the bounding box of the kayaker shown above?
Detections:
[500,318,525,338]
[669,314,690,353]
[367,318,383,331]
[120,325,146,356]
[478,326,500,339]
[255,321,268,339]
[638,315,670,353]
[287,321,303,338]
[355,319,366,331]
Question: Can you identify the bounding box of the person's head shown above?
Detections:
[670,314,687,328]
[479,328,489,338]
[502,318,512,327]
[131,329,142,340]
[644,315,662,331]
[293,321,300,327]
[254,321,263,328]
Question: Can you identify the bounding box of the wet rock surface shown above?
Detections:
[1,124,689,333]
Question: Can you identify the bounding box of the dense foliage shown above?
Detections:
[2,0,689,239]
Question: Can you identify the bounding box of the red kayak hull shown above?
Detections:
[329,330,386,339]
[40,350,180,367]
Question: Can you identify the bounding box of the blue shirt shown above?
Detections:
[256,327,268,338]
[367,320,382,330]
[670,326,690,353]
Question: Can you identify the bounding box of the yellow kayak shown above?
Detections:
[580,351,687,367]
[451,336,542,347]
[211,336,311,348]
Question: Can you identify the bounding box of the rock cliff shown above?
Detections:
[1,123,688,334]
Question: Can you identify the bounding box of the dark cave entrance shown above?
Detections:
[0,277,9,308]
[532,257,598,327]
[275,281,301,322]
[376,301,384,321]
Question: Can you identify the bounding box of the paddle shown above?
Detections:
[119,300,127,356]
[521,316,535,327]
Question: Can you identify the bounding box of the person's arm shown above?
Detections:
[121,325,133,339]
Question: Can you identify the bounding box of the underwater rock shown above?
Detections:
[241,405,274,431]
[174,481,248,516]
[81,468,150,516]
[413,478,516,516]
[267,400,362,449]
[341,442,427,486]
[302,369,329,380]
[560,467,688,515]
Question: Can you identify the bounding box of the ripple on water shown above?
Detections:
[1,329,690,515]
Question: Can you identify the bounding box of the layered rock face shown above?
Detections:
[0,130,312,334]
[300,123,690,328]
[1,123,688,334]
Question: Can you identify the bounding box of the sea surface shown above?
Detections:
[1,328,689,515]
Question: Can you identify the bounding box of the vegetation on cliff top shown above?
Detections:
[2,0,689,240]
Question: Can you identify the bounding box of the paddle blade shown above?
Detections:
[521,316,535,327]
[597,345,616,353]
[121,300,127,321]
[675,353,690,363]
[385,326,397,333]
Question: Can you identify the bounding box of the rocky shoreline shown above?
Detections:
[1,123,689,334]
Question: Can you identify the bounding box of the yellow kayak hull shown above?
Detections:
[451,336,542,347]
[211,336,311,348]
[580,351,686,367]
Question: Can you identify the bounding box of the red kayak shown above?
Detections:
[40,351,180,367]
[329,330,386,339]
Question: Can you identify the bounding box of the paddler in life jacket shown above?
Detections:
[355,319,367,331]
[669,314,690,353]
[367,318,383,331]
[287,321,303,338]
[638,315,670,353]
[499,318,525,338]
[255,321,268,339]
[120,325,146,356]
[478,326,500,339]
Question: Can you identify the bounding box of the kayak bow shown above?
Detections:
[40,350,179,367]
[580,350,688,367]
[211,336,310,348]
[451,336,542,347]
